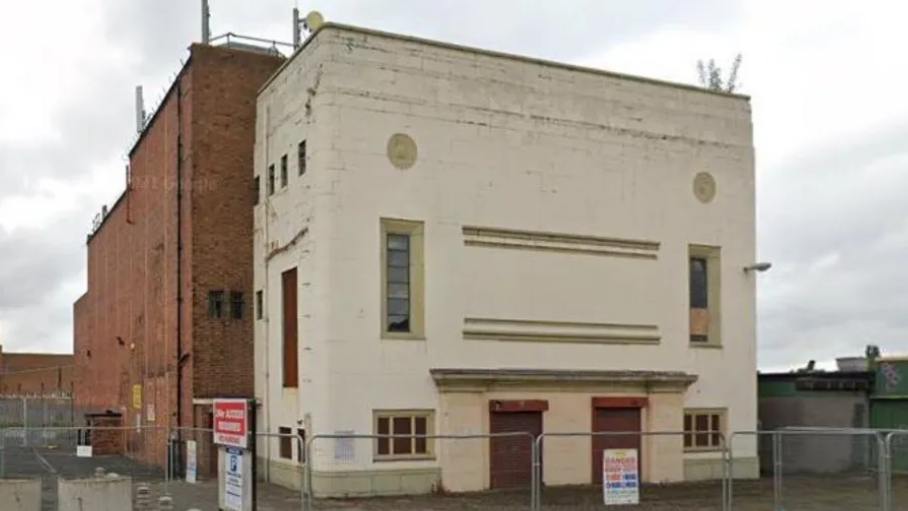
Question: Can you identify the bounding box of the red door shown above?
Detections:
[489,411,542,489]
[591,407,642,485]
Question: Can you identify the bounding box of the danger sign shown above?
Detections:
[213,399,249,449]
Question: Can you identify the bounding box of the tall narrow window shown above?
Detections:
[281,268,299,388]
[267,165,276,196]
[255,290,263,320]
[253,176,261,205]
[280,154,288,188]
[207,290,225,319]
[298,140,307,175]
[386,234,410,332]
[689,245,721,346]
[230,291,245,320]
[381,219,425,339]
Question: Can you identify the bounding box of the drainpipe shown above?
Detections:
[262,104,272,480]
[176,79,185,434]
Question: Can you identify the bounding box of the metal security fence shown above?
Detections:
[304,432,535,511]
[533,431,729,511]
[256,431,306,511]
[0,425,168,511]
[164,427,220,509]
[886,430,908,511]
[0,395,83,428]
[729,428,890,511]
[777,429,885,511]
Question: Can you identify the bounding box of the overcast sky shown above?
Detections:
[1,0,905,371]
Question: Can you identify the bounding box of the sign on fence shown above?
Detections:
[213,399,249,448]
[186,440,198,484]
[224,447,245,511]
[603,448,640,506]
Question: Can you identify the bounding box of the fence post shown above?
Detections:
[883,432,893,511]
[772,431,782,511]
[22,396,28,447]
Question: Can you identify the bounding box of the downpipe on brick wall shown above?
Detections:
[175,79,185,436]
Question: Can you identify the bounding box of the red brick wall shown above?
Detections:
[189,44,284,399]
[72,44,284,454]
[0,346,74,396]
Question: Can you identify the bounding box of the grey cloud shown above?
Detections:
[757,121,908,367]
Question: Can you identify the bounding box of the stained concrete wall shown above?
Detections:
[0,479,41,511]
[58,475,132,511]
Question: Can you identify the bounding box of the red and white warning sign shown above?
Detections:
[213,399,249,449]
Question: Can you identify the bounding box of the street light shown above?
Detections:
[743,262,772,273]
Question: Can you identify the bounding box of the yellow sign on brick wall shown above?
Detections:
[132,384,142,410]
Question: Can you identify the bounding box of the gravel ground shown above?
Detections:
[303,475,908,511]
[4,444,905,511]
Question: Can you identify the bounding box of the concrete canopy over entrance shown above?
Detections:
[430,368,697,492]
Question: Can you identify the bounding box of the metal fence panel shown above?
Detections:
[726,431,775,511]
[0,395,85,428]
[775,429,885,511]
[0,425,168,511]
[534,431,729,511]
[305,432,534,511]
[163,427,221,510]
[887,430,908,511]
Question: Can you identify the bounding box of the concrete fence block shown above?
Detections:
[158,494,174,511]
[0,478,41,511]
[135,482,152,511]
[58,475,132,511]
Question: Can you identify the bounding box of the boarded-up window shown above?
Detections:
[282,269,299,388]
[689,246,720,345]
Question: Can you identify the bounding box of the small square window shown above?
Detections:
[280,155,288,188]
[255,290,264,320]
[683,410,725,451]
[230,291,245,320]
[207,290,225,319]
[373,410,434,460]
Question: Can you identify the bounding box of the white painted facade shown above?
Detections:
[253,24,757,488]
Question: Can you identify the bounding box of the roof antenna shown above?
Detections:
[292,8,301,49]
[135,86,146,134]
[293,9,325,49]
[201,0,211,44]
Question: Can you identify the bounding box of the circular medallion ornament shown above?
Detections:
[387,133,418,170]
[693,172,717,203]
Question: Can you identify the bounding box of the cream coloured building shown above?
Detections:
[253,22,759,496]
